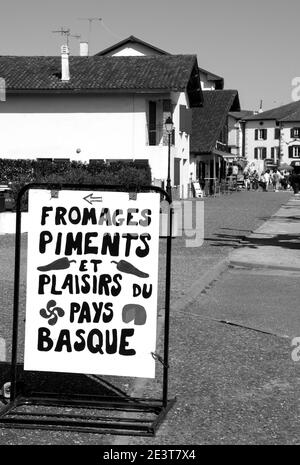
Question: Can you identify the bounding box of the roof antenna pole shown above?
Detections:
[77,17,102,55]
[52,27,71,47]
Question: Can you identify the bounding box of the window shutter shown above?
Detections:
[255,129,258,140]
[185,109,192,134]
[289,146,293,158]
[179,105,186,133]
[179,106,192,134]
[271,148,274,158]
[262,147,267,159]
[291,128,294,138]
[263,129,267,140]
[254,148,258,159]
[274,128,280,139]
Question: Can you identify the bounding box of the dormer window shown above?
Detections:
[291,127,300,138]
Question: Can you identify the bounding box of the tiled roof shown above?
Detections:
[191,90,240,153]
[243,100,300,121]
[229,110,254,119]
[0,54,202,106]
[95,35,170,56]
[280,107,300,121]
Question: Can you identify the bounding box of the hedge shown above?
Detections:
[0,158,152,210]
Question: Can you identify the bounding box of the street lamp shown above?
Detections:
[165,116,174,197]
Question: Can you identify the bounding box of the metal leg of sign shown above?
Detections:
[0,183,176,436]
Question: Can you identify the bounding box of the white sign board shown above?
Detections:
[192,182,203,198]
[24,189,160,378]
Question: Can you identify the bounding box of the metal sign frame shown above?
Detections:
[0,183,175,436]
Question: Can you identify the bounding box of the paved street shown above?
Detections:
[1,189,300,445]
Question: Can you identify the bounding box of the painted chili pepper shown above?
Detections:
[37,257,76,272]
[111,260,149,278]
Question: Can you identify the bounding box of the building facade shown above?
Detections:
[243,101,300,173]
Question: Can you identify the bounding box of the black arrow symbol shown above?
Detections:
[83,193,103,205]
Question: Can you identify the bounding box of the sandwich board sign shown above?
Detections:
[24,189,160,379]
[192,182,203,198]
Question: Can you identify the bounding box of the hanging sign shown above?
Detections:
[24,189,160,378]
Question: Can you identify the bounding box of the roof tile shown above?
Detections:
[0,54,197,93]
[191,90,240,153]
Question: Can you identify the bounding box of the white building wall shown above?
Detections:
[244,120,280,173]
[105,43,162,56]
[0,94,139,159]
[227,115,240,156]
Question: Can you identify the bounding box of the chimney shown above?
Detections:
[80,41,89,57]
[61,44,70,81]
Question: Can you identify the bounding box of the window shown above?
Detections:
[291,127,300,138]
[271,147,279,160]
[254,147,267,159]
[148,101,157,146]
[255,129,267,140]
[288,145,300,158]
[274,128,280,139]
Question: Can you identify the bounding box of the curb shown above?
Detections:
[171,258,229,313]
[229,260,300,272]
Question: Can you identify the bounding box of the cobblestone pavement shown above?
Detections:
[0,190,295,445]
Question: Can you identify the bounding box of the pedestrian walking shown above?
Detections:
[244,171,250,190]
[272,169,282,192]
[259,172,267,192]
[264,169,271,191]
[250,170,259,190]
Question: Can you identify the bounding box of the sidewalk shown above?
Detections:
[230,195,300,271]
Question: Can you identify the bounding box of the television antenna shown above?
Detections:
[77,17,102,50]
[52,27,71,46]
[70,33,81,41]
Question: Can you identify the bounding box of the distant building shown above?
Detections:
[228,111,254,158]
[243,100,300,173]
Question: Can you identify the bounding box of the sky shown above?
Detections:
[0,0,300,111]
